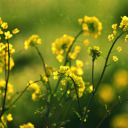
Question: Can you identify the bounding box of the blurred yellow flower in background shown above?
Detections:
[98,84,115,103]
[111,114,128,128]
[84,39,89,46]
[113,69,128,92]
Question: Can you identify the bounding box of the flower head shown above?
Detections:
[112,24,117,30]
[119,16,128,31]
[84,39,89,46]
[24,35,41,49]
[117,46,122,52]
[88,46,102,60]
[12,28,19,34]
[4,31,13,39]
[125,34,128,42]
[1,22,8,29]
[108,34,114,41]
[113,56,118,62]
[78,19,83,25]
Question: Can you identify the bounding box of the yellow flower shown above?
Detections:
[84,39,89,46]
[76,60,84,68]
[84,16,92,23]
[69,52,77,59]
[19,122,35,128]
[113,56,118,62]
[89,85,93,93]
[4,31,13,39]
[51,34,74,55]
[61,80,66,85]
[111,114,128,128]
[12,28,19,34]
[112,23,117,29]
[60,87,63,90]
[56,54,64,62]
[98,84,115,103]
[1,22,8,29]
[113,30,117,35]
[119,16,128,31]
[28,80,40,94]
[78,19,83,25]
[93,46,99,50]
[125,34,128,42]
[6,114,13,121]
[82,23,88,31]
[113,70,128,92]
[0,28,3,34]
[74,46,81,53]
[77,68,84,75]
[117,46,122,52]
[67,90,70,94]
[53,71,59,79]
[0,17,2,24]
[83,16,102,38]
[24,35,41,49]
[108,34,114,41]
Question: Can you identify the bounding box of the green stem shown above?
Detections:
[60,100,73,123]
[6,80,41,110]
[64,30,83,66]
[0,39,10,118]
[46,30,83,121]
[79,31,125,128]
[50,97,71,128]
[56,113,75,128]
[34,46,51,92]
[69,76,82,116]
[96,98,128,128]
[92,58,94,91]
[54,30,83,98]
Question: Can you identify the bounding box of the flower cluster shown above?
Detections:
[19,122,35,128]
[24,35,41,49]
[113,56,118,62]
[53,66,85,99]
[88,46,102,60]
[108,23,118,41]
[68,46,81,60]
[0,114,13,128]
[119,16,128,31]
[70,60,84,75]
[0,43,15,72]
[0,17,19,40]
[0,79,14,100]
[78,16,102,38]
[28,80,41,101]
[51,34,74,62]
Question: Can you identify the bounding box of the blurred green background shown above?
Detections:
[1,0,128,127]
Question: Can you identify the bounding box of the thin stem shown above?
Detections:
[50,97,71,128]
[54,30,83,93]
[46,30,83,123]
[0,40,10,118]
[64,30,83,66]
[96,98,128,128]
[34,46,51,92]
[92,59,94,90]
[69,76,82,116]
[60,100,73,123]
[56,114,75,128]
[6,80,41,110]
[79,31,125,128]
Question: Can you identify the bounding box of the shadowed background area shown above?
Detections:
[0,0,128,128]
